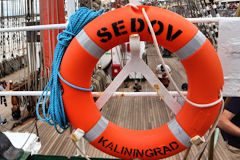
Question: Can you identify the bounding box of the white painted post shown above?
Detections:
[67,0,76,18]
[129,0,140,5]
[66,0,85,155]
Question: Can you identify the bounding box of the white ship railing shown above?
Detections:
[0,17,240,32]
[0,91,187,97]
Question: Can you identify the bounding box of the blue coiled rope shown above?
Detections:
[36,7,103,134]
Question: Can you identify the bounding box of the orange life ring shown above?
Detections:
[60,6,223,159]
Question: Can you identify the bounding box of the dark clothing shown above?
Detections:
[0,84,7,107]
[0,132,23,160]
[159,77,170,88]
[221,97,240,149]
[0,96,7,107]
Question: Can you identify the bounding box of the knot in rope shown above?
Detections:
[57,30,75,47]
[36,7,103,134]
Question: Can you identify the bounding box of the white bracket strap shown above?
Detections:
[71,129,85,142]
[190,136,205,146]
[71,129,90,159]
[96,34,182,115]
[71,129,86,155]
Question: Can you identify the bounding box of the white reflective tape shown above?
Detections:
[174,31,206,60]
[84,116,109,142]
[167,118,191,147]
[76,30,105,59]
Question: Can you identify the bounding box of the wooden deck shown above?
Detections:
[0,45,230,159]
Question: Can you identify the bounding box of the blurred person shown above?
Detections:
[0,80,7,107]
[0,115,7,125]
[218,97,240,160]
[155,64,172,88]
[8,80,21,120]
[133,80,142,92]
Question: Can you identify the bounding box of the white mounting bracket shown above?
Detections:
[96,34,181,115]
[71,129,86,155]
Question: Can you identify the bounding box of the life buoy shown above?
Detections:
[60,6,223,159]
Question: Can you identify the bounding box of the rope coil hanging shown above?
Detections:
[36,7,103,134]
